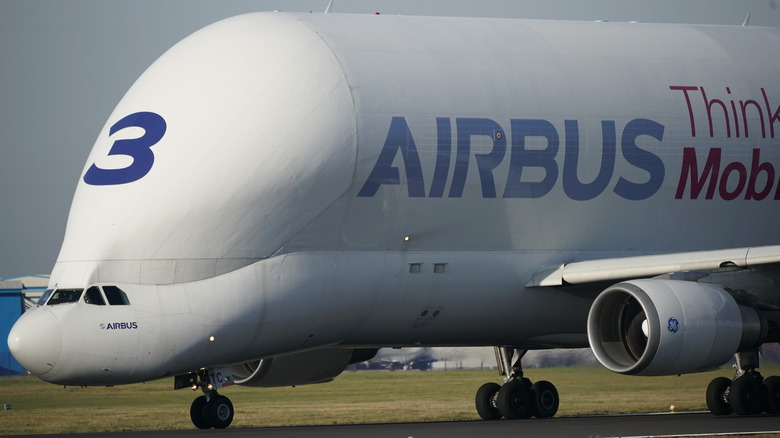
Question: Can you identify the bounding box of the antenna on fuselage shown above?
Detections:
[742,13,751,26]
[325,0,334,13]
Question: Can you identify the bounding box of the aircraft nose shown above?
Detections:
[7,308,62,376]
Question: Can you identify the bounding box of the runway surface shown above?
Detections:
[10,412,780,438]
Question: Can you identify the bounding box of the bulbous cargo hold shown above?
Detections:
[52,13,358,287]
[52,12,780,288]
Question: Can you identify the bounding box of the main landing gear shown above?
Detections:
[175,369,236,429]
[475,347,560,420]
[706,349,780,416]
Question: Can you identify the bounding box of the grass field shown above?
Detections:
[1,365,779,435]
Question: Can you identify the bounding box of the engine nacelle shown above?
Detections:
[587,279,764,376]
[230,348,377,387]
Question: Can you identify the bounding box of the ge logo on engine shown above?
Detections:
[667,317,680,334]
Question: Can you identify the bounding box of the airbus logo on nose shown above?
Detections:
[100,322,139,330]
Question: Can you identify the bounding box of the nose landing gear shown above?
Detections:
[175,368,236,429]
[475,347,560,421]
[191,392,234,429]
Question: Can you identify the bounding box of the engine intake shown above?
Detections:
[587,279,764,376]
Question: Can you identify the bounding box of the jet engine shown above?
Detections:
[230,348,377,387]
[587,279,765,376]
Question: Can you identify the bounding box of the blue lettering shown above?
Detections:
[503,119,559,198]
[83,112,167,186]
[429,118,452,197]
[613,118,665,200]
[449,118,506,198]
[562,120,616,201]
[359,116,668,201]
[102,321,138,330]
[357,117,425,197]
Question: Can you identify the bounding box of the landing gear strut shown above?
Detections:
[475,347,559,420]
[706,349,780,416]
[175,368,236,429]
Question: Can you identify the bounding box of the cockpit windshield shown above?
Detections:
[35,289,54,306]
[36,289,54,306]
[43,285,131,306]
[83,286,106,305]
[103,286,130,305]
[46,288,83,305]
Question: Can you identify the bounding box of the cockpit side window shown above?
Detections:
[83,286,106,305]
[37,289,54,306]
[46,288,84,305]
[103,286,130,305]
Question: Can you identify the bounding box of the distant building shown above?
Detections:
[0,275,49,375]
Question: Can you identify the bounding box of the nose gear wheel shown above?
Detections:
[183,369,235,429]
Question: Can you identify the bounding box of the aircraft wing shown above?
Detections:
[527,245,780,287]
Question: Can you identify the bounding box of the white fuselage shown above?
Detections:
[8,12,780,385]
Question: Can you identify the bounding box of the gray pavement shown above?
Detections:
[8,412,780,438]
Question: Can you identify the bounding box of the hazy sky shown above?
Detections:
[1,0,779,278]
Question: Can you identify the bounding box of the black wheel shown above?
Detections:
[205,395,234,429]
[475,382,502,420]
[762,376,780,414]
[531,380,559,418]
[497,379,534,420]
[190,396,211,429]
[730,375,763,415]
[706,377,732,415]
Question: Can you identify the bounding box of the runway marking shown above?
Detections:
[608,432,780,438]
[572,410,708,418]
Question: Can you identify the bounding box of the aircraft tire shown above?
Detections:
[205,395,234,429]
[497,379,534,420]
[531,380,559,418]
[706,377,732,415]
[475,382,502,420]
[190,396,211,429]
[762,376,780,414]
[730,375,762,415]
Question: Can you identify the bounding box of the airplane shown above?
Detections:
[6,9,780,429]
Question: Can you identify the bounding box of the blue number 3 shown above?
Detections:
[83,112,167,186]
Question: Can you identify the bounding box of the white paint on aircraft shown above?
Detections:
[8,11,780,428]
